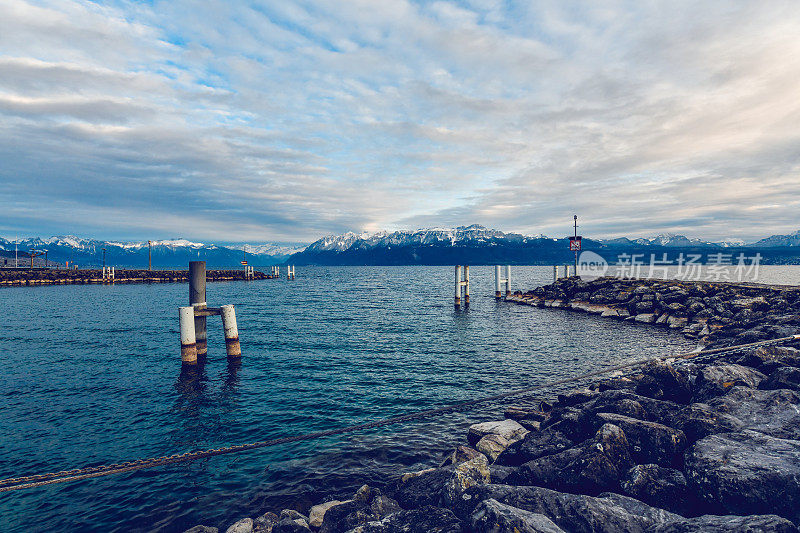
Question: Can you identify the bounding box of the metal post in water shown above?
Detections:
[564,264,569,278]
[505,265,512,295]
[220,304,241,358]
[464,265,470,306]
[179,306,198,365]
[189,261,207,356]
[454,265,462,307]
[553,265,558,282]
[495,265,502,299]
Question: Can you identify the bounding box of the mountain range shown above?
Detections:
[287,226,800,266]
[2,228,799,268]
[0,236,305,268]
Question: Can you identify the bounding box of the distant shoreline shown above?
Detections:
[0,268,275,286]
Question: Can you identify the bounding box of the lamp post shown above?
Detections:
[148,240,152,271]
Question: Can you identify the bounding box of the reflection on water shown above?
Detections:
[0,266,708,532]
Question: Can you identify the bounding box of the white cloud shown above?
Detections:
[0,0,798,242]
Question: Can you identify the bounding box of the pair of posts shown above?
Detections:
[179,261,240,365]
[495,265,511,299]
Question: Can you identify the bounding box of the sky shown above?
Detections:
[1,0,799,244]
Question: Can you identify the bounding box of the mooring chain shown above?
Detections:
[1,335,797,494]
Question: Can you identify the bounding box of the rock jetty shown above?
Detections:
[188,278,800,533]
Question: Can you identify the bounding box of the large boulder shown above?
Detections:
[739,345,800,372]
[759,366,800,392]
[356,506,463,532]
[391,467,451,508]
[685,430,800,523]
[225,518,253,533]
[693,364,766,402]
[594,413,687,467]
[620,464,691,515]
[495,429,573,467]
[648,513,798,532]
[452,484,678,532]
[309,500,350,528]
[470,499,566,532]
[441,454,491,507]
[639,361,693,404]
[672,403,742,443]
[319,489,401,532]
[706,386,800,440]
[511,424,631,495]
[440,445,484,467]
[468,420,528,447]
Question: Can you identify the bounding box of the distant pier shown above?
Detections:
[0,268,280,287]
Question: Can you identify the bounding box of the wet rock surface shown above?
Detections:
[190,278,800,532]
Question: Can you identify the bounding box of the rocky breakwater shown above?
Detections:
[507,277,800,348]
[0,268,272,286]
[187,279,800,533]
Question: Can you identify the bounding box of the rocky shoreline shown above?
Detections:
[0,268,275,286]
[187,277,800,533]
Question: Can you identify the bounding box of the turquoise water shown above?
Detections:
[0,266,696,532]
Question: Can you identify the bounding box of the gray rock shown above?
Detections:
[512,423,631,495]
[621,464,690,514]
[640,361,692,403]
[674,402,742,443]
[759,366,800,392]
[184,527,218,533]
[468,420,528,447]
[440,445,484,467]
[495,429,572,466]
[279,510,307,522]
[693,364,766,402]
[225,518,254,533]
[649,513,799,532]
[471,499,565,532]
[556,388,599,407]
[272,518,311,533]
[356,506,462,532]
[254,512,279,531]
[685,430,800,523]
[594,412,687,467]
[740,345,800,372]
[392,467,451,508]
[706,386,800,440]
[369,495,401,519]
[489,464,518,484]
[441,454,491,507]
[309,500,350,528]
[452,484,678,532]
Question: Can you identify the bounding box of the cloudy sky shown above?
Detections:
[1,0,799,243]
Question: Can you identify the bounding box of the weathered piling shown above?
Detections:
[495,265,511,299]
[189,261,207,356]
[287,265,295,280]
[178,306,198,365]
[220,304,241,358]
[454,265,470,307]
[553,265,558,283]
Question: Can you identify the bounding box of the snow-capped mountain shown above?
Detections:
[0,236,307,268]
[752,230,800,247]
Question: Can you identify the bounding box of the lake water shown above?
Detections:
[1,265,723,532]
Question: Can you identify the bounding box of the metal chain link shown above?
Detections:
[2,334,797,493]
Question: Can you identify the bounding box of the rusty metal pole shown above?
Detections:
[189,261,207,356]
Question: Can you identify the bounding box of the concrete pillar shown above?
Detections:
[464,265,470,306]
[220,304,241,358]
[454,265,462,306]
[495,265,502,299]
[189,261,207,356]
[179,306,198,364]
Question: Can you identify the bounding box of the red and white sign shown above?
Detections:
[240,260,248,265]
[569,236,582,251]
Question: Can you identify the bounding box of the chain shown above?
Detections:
[2,334,797,493]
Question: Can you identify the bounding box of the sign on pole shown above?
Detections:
[569,236,582,251]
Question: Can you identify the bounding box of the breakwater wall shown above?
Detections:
[188,277,800,533]
[0,269,274,287]
[508,277,800,348]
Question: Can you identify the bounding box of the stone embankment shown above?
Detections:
[187,278,800,533]
[508,277,800,348]
[0,269,274,286]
